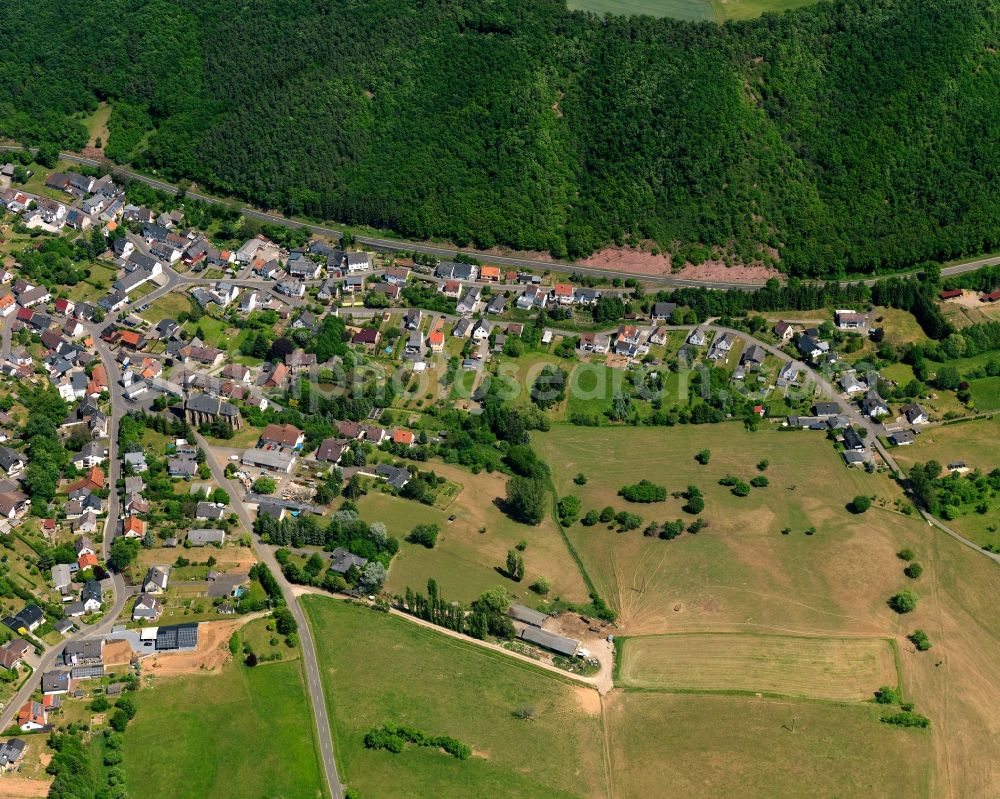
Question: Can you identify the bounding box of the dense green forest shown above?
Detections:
[1,0,999,276]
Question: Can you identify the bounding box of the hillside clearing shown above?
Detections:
[373,461,590,605]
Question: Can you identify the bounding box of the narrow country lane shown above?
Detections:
[191,430,344,799]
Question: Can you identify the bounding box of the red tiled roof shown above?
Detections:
[78,552,99,569]
[261,423,302,447]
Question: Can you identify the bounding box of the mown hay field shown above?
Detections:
[617,632,899,700]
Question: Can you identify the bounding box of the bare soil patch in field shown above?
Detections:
[573,686,602,716]
[103,639,135,667]
[144,617,253,675]
[576,246,781,283]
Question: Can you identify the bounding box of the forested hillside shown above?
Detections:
[0,0,998,276]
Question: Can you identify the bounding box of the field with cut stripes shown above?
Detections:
[617,633,899,700]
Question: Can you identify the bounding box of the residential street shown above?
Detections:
[84,281,345,797]
[0,317,131,731]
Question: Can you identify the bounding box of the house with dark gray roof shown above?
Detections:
[842,427,865,452]
[813,402,842,417]
[0,447,26,477]
[142,566,169,594]
[0,737,26,767]
[41,670,71,695]
[196,502,226,521]
[61,638,103,667]
[435,261,477,281]
[651,302,677,320]
[329,548,367,575]
[889,429,916,446]
[375,464,411,489]
[187,529,225,546]
[132,593,162,621]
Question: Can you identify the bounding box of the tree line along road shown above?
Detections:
[2,146,996,290]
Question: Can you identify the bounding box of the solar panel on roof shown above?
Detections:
[176,624,198,648]
[156,623,199,650]
[155,627,178,650]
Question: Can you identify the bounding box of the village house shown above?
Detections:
[260,423,304,449]
[392,429,415,447]
[435,261,477,282]
[551,283,575,305]
[383,266,410,285]
[403,308,422,331]
[351,327,380,348]
[132,593,163,621]
[222,363,252,383]
[123,516,146,539]
[796,334,826,360]
[285,350,317,374]
[835,310,866,329]
[861,391,890,419]
[428,329,445,352]
[901,402,928,425]
[316,438,349,463]
[142,566,169,594]
[0,447,27,478]
[187,529,226,546]
[179,345,225,368]
[486,295,506,315]
[651,302,677,321]
[0,639,31,671]
[840,372,868,395]
[375,463,411,489]
[774,320,796,341]
[456,287,482,315]
[516,285,547,310]
[17,701,47,732]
